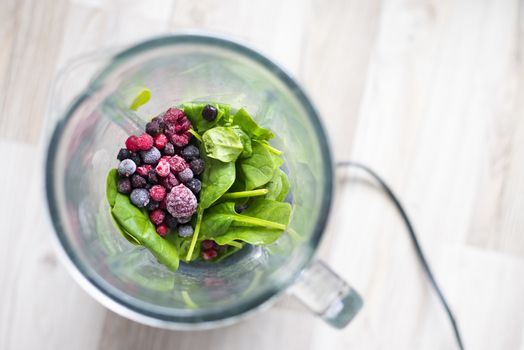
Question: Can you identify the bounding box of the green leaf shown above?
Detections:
[199,155,236,209]
[106,168,119,207]
[231,125,252,158]
[111,193,180,272]
[239,141,276,190]
[110,211,141,245]
[200,202,237,238]
[232,199,291,227]
[232,108,274,140]
[212,226,282,246]
[264,169,290,202]
[202,126,243,162]
[183,103,231,133]
[129,88,151,111]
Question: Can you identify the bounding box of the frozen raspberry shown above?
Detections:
[178,225,194,237]
[202,249,218,261]
[186,178,201,194]
[162,107,185,126]
[149,209,166,225]
[168,155,188,173]
[155,158,171,177]
[177,216,192,224]
[163,142,175,155]
[136,133,154,151]
[166,184,197,218]
[136,164,152,177]
[149,185,166,202]
[117,148,131,161]
[125,135,140,152]
[174,119,191,133]
[189,159,204,175]
[156,224,169,237]
[170,132,191,147]
[202,240,215,250]
[145,120,161,136]
[202,104,217,121]
[160,173,179,191]
[163,108,193,147]
[129,152,142,166]
[131,174,147,188]
[130,188,150,208]
[147,170,159,184]
[140,147,161,164]
[154,133,168,150]
[181,145,200,161]
[118,159,136,177]
[146,200,159,211]
[117,178,132,194]
[164,214,178,229]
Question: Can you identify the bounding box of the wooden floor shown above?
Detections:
[1,0,523,349]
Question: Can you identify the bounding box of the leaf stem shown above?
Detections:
[186,207,203,261]
[222,189,268,199]
[188,128,202,142]
[227,240,243,248]
[232,215,286,230]
[261,142,282,155]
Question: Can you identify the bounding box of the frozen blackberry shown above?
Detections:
[147,170,159,184]
[117,148,131,161]
[163,142,175,156]
[202,104,217,121]
[178,224,194,238]
[166,184,197,218]
[140,147,161,164]
[178,168,193,183]
[118,159,136,177]
[129,152,142,166]
[130,188,150,208]
[189,158,204,175]
[131,174,147,188]
[117,178,132,194]
[164,214,178,229]
[181,145,200,161]
[186,178,201,194]
[145,120,161,136]
[146,200,160,211]
[177,216,192,224]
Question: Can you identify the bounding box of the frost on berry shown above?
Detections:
[166,184,197,218]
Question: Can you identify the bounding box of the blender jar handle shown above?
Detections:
[289,260,363,328]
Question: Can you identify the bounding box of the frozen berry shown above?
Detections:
[160,172,179,191]
[149,185,166,202]
[170,132,191,147]
[130,188,150,208]
[178,168,193,183]
[145,183,153,190]
[117,178,132,194]
[235,204,248,213]
[149,209,166,225]
[202,249,218,261]
[186,178,201,194]
[181,145,200,161]
[177,216,192,224]
[163,107,185,126]
[163,142,175,155]
[202,240,215,250]
[146,200,159,211]
[155,158,171,177]
[178,225,194,237]
[131,174,147,188]
[117,148,132,161]
[154,133,168,150]
[168,155,187,173]
[156,224,169,237]
[145,120,161,136]
[164,214,178,229]
[118,159,136,177]
[159,197,168,209]
[140,147,161,164]
[136,164,152,177]
[202,104,217,121]
[128,152,141,166]
[125,135,140,152]
[147,170,159,184]
[136,133,154,151]
[166,184,198,218]
[152,115,165,129]
[189,158,204,175]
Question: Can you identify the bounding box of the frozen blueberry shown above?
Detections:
[130,188,150,208]
[189,159,204,175]
[185,178,201,194]
[146,200,160,211]
[129,152,142,166]
[178,168,193,183]
[118,159,136,177]
[163,142,175,156]
[140,147,161,164]
[181,145,200,161]
[131,174,147,188]
[202,104,217,121]
[178,224,194,238]
[145,120,161,136]
[117,178,132,194]
[117,148,132,161]
[177,216,192,224]
[164,214,178,229]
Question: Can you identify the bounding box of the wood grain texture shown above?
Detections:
[1,0,524,349]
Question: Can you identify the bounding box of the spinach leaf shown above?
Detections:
[129,88,151,111]
[111,193,180,272]
[106,168,118,207]
[231,126,252,158]
[212,226,282,246]
[200,202,237,238]
[232,199,291,227]
[199,155,236,209]
[183,103,230,133]
[110,211,141,245]
[239,141,276,190]
[264,169,290,202]
[202,126,243,162]
[232,108,274,140]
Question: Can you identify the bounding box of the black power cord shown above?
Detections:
[337,161,464,350]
